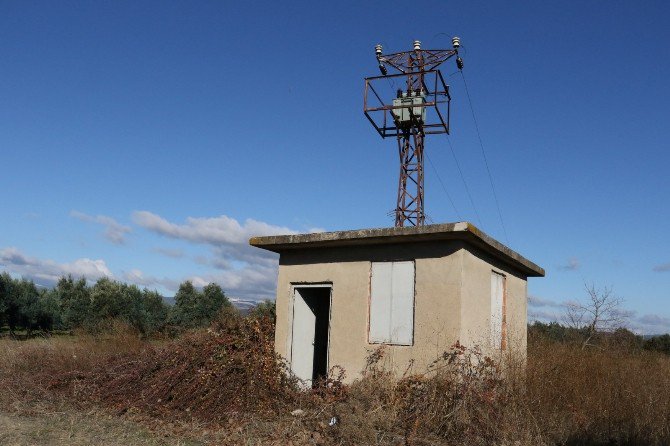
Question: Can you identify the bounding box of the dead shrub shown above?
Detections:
[59,310,301,421]
[3,318,670,446]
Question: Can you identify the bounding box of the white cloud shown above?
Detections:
[528,309,564,323]
[121,269,179,290]
[557,257,580,271]
[0,247,112,286]
[132,211,295,245]
[628,313,670,335]
[528,294,566,309]
[71,210,132,245]
[151,247,185,259]
[121,265,277,300]
[131,211,300,299]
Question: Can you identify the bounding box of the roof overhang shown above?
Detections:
[249,222,544,277]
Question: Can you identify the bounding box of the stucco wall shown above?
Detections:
[460,247,528,357]
[274,240,528,382]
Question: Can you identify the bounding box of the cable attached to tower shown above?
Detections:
[458,68,509,243]
[426,153,462,221]
[444,135,484,228]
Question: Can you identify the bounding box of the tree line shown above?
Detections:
[0,272,242,337]
[529,321,670,356]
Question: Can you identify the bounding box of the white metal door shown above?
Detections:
[390,261,415,345]
[369,261,415,345]
[291,288,316,385]
[369,262,393,343]
[491,272,505,349]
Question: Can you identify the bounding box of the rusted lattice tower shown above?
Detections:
[364,38,463,227]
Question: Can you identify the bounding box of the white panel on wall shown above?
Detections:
[390,261,415,345]
[369,262,393,343]
[370,261,415,345]
[491,271,505,349]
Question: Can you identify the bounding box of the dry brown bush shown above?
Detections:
[53,309,302,421]
[0,320,145,410]
[2,315,670,445]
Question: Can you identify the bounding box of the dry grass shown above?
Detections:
[0,410,200,446]
[524,339,670,445]
[2,317,670,445]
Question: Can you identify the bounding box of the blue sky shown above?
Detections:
[1,1,668,333]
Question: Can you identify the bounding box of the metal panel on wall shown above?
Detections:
[370,261,415,345]
[369,262,393,343]
[390,261,415,345]
[491,271,505,349]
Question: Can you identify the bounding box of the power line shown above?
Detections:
[444,134,483,228]
[426,153,462,221]
[459,71,509,243]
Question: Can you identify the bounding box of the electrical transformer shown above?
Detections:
[392,91,426,125]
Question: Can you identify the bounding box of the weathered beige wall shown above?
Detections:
[274,240,528,382]
[460,247,528,357]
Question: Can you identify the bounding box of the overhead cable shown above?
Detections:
[426,153,462,221]
[444,135,484,228]
[459,71,509,243]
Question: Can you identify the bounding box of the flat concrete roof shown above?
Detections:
[250,222,544,277]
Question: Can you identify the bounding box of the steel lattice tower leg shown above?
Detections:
[395,129,425,227]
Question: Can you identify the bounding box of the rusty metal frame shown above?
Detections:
[364,43,459,227]
[363,70,451,138]
[378,49,458,73]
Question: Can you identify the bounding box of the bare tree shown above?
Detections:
[565,284,627,349]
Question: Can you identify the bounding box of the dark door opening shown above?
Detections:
[299,287,331,383]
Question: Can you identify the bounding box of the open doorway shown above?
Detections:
[290,285,332,386]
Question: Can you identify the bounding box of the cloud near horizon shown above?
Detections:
[70,210,132,245]
[0,247,112,286]
[131,211,296,246]
[129,211,305,299]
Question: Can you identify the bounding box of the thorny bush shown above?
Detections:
[4,315,670,445]
[54,309,303,420]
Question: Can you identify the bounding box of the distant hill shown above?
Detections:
[228,298,260,315]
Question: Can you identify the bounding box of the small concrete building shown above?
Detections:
[250,222,544,384]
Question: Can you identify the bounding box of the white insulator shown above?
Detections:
[375,44,383,56]
[452,36,461,49]
[413,40,421,50]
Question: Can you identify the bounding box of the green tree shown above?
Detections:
[88,279,146,334]
[168,281,231,329]
[57,275,91,329]
[89,277,124,324]
[1,274,21,334]
[16,279,41,334]
[0,272,10,329]
[644,334,670,355]
[248,300,276,322]
[168,280,199,328]
[141,289,169,335]
[35,288,63,332]
[200,283,231,320]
